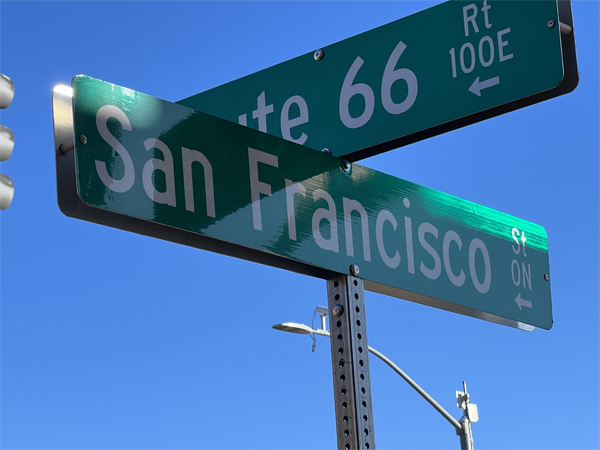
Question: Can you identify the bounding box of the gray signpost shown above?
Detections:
[327,273,375,450]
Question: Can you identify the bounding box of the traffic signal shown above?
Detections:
[0,73,15,210]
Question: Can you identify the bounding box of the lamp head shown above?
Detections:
[272,322,314,335]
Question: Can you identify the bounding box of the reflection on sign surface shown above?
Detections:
[70,76,553,330]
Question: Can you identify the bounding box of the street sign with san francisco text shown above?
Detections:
[55,76,553,330]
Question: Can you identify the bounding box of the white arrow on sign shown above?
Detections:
[469,76,500,96]
[515,293,533,310]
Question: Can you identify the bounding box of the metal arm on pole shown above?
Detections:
[296,314,463,433]
[366,345,462,432]
[273,305,478,449]
[293,317,463,432]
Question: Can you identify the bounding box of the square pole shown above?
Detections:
[327,274,375,450]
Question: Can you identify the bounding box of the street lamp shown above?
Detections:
[273,306,478,450]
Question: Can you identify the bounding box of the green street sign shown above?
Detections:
[178,0,578,160]
[55,76,553,330]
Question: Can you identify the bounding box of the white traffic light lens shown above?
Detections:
[0,73,14,210]
[0,125,14,161]
[0,74,15,109]
[0,173,14,210]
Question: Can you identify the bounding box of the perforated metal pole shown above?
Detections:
[327,274,375,450]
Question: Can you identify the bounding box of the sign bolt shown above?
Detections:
[341,160,351,172]
[349,264,360,277]
[332,304,344,317]
[321,148,331,154]
[547,19,556,28]
[544,274,550,281]
[314,49,324,61]
[79,134,87,144]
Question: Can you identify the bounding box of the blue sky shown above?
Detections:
[1,1,598,449]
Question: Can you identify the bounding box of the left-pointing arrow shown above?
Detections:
[515,293,533,310]
[469,76,500,97]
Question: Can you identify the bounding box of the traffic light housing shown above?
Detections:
[0,73,15,210]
